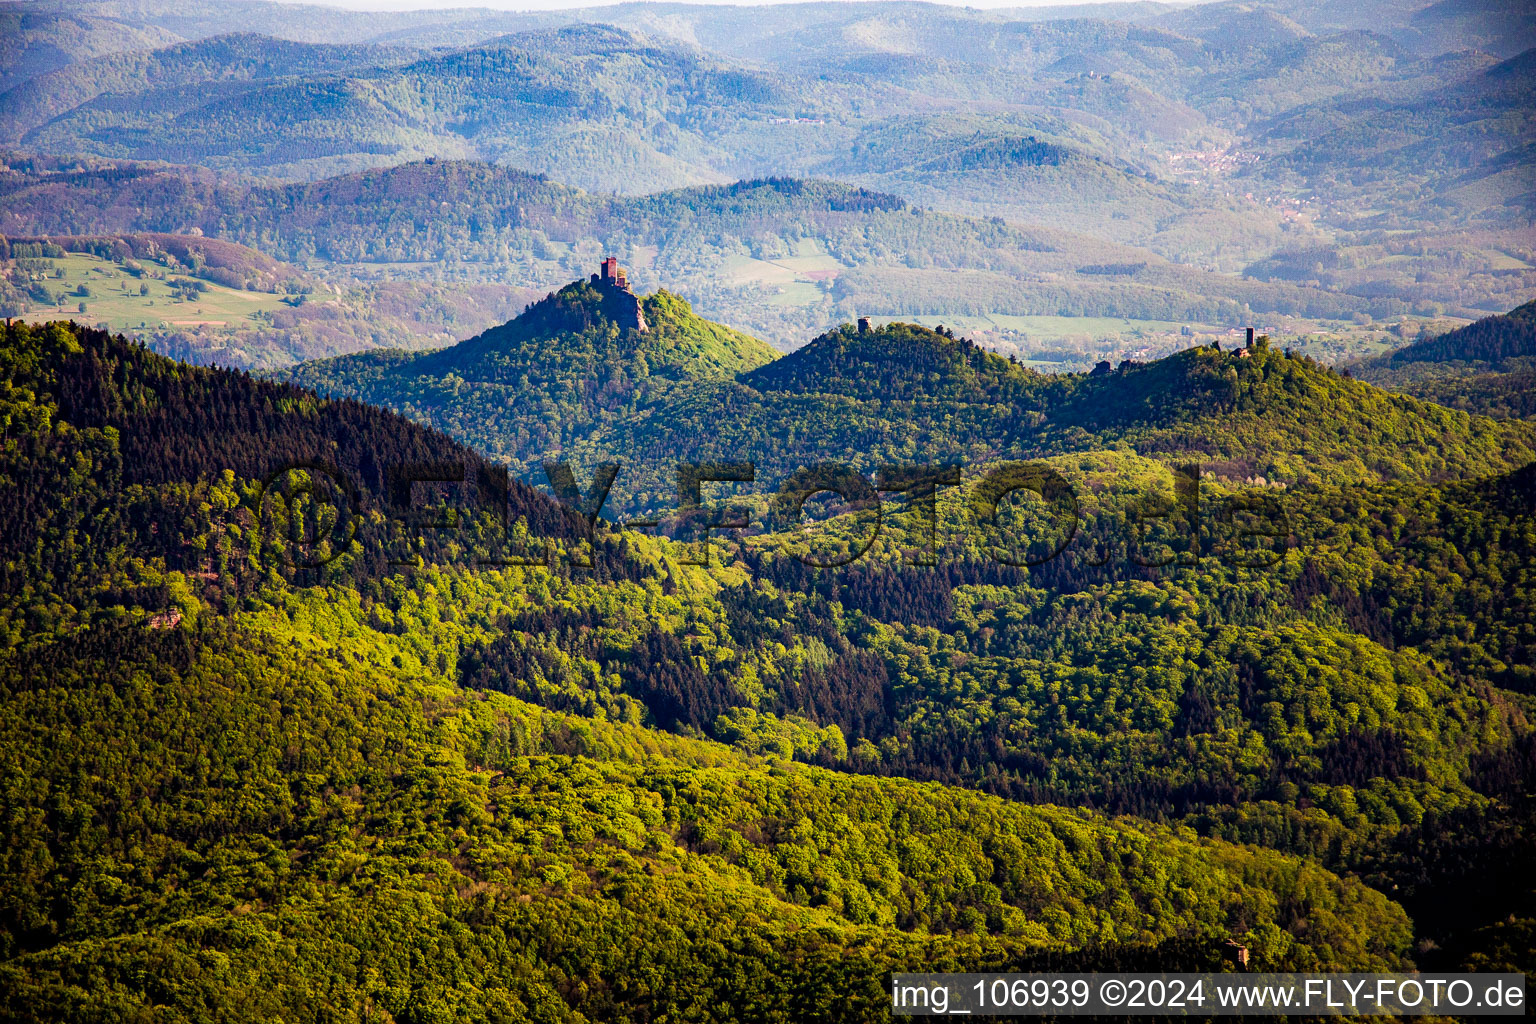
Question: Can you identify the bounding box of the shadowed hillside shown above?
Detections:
[1351,299,1536,418]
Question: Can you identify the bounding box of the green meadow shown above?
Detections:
[15,252,298,331]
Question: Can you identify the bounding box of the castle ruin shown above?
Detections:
[591,256,648,332]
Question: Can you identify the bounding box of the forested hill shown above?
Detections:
[1351,300,1536,419]
[0,320,579,619]
[566,322,1536,512]
[410,279,778,383]
[285,278,777,478]
[1381,299,1536,367]
[286,311,1536,518]
[740,318,1041,401]
[2,318,1446,1019]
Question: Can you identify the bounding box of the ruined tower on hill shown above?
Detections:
[591,257,648,332]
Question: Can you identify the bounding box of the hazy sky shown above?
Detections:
[265,0,1151,11]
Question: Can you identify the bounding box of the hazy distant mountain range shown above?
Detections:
[5,0,1531,233]
[0,0,1530,362]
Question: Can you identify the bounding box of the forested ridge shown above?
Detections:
[1,318,1533,1019]
[1351,299,1536,419]
[287,279,778,480]
[288,288,1536,515]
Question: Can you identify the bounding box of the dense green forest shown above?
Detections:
[3,310,1534,1016]
[1350,299,1536,419]
[5,319,1484,1020]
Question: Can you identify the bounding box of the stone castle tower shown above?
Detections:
[590,257,648,332]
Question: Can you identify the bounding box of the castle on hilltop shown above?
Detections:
[596,256,627,290]
[591,257,648,332]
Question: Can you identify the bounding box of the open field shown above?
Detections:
[13,252,301,330]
